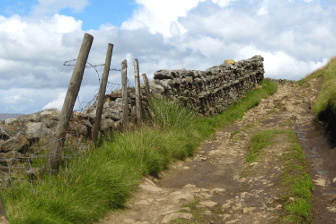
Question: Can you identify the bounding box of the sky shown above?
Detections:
[0,0,335,120]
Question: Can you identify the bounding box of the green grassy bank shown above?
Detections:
[1,56,335,223]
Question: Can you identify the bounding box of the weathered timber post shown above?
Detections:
[121,59,128,128]
[141,73,156,122]
[49,33,93,173]
[141,73,151,101]
[133,59,142,126]
[0,194,9,224]
[92,43,113,146]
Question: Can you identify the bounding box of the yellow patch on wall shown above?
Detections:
[224,59,235,64]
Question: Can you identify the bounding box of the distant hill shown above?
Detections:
[0,113,27,122]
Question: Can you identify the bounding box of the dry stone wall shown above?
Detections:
[123,54,264,118]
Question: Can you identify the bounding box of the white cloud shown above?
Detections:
[257,6,268,15]
[3,94,23,103]
[169,21,181,37]
[278,30,295,50]
[119,18,148,31]
[31,0,88,16]
[122,0,209,38]
[0,14,28,34]
[0,0,335,116]
[53,14,83,33]
[42,92,67,111]
[236,45,330,81]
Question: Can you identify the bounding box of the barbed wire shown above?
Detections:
[63,59,137,116]
[63,59,134,89]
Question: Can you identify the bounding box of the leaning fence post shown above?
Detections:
[121,59,128,128]
[142,73,151,101]
[133,59,142,126]
[141,73,156,122]
[92,43,113,146]
[49,33,93,173]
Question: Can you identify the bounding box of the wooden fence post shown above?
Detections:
[121,59,128,128]
[141,73,156,122]
[141,73,151,100]
[133,59,142,126]
[92,43,113,146]
[49,33,93,172]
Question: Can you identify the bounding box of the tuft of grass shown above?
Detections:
[246,130,282,163]
[285,198,312,220]
[146,93,201,133]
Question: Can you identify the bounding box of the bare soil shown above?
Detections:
[94,77,336,224]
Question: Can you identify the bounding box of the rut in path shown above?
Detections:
[94,77,333,224]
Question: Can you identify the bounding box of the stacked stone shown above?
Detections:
[136,55,264,117]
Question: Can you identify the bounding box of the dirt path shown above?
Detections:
[94,77,336,224]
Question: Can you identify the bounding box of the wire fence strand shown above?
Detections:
[0,58,150,197]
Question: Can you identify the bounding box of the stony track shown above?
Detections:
[94,77,336,224]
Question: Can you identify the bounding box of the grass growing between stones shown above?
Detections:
[245,130,284,163]
[2,68,330,224]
